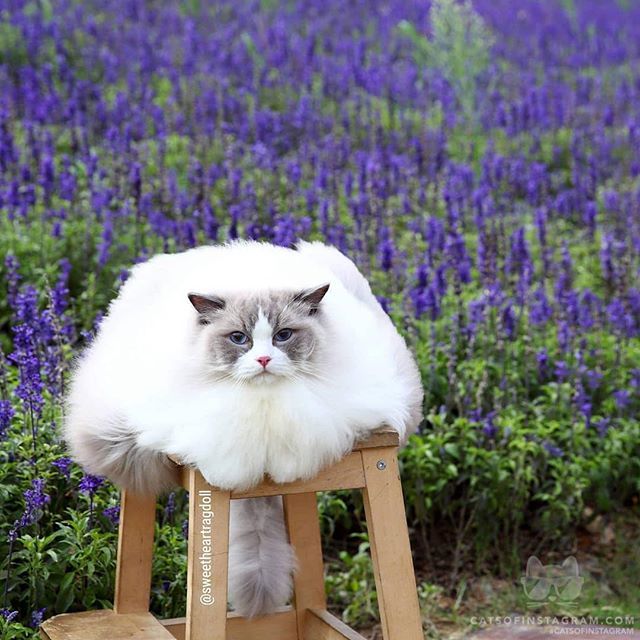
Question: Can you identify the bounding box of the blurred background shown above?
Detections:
[0,1,639,637]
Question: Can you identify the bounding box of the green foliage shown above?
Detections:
[400,408,640,574]
[0,22,28,69]
[397,0,495,126]
[325,535,378,627]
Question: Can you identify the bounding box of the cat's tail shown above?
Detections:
[228,497,297,618]
[63,407,179,495]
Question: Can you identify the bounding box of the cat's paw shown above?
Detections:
[197,462,263,491]
[266,455,325,485]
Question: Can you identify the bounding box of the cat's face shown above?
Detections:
[521,556,583,602]
[188,284,330,384]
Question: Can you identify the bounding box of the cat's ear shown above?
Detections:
[188,293,225,320]
[293,283,330,315]
[561,556,579,576]
[526,556,544,577]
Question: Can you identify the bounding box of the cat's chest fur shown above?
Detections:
[148,378,354,490]
[233,384,300,442]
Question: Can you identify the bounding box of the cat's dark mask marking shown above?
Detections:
[292,283,330,316]
[188,285,330,380]
[188,293,226,325]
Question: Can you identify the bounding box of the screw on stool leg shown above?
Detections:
[376,459,386,470]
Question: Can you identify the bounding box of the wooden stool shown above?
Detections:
[40,430,423,640]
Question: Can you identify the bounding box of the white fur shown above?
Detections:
[64,240,423,617]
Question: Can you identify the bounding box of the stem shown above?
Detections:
[2,537,14,609]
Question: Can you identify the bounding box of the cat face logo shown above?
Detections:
[520,556,583,605]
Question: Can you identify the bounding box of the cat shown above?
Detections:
[521,556,583,602]
[64,240,423,617]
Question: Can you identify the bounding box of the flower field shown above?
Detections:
[1,0,640,636]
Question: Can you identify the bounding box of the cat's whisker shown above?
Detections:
[293,363,333,383]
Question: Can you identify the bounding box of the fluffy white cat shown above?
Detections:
[64,240,423,617]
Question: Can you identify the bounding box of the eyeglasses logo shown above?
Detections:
[520,556,583,605]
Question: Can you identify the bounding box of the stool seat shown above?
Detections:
[40,429,423,640]
[40,610,174,639]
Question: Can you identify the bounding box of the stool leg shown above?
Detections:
[185,470,231,640]
[283,492,326,638]
[361,448,423,640]
[114,490,156,614]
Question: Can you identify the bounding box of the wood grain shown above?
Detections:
[184,471,230,640]
[172,429,398,495]
[304,609,368,640]
[113,491,157,614]
[40,610,174,640]
[42,428,415,640]
[361,447,423,640]
[283,492,327,636]
[176,450,366,498]
[161,608,298,640]
[353,429,399,450]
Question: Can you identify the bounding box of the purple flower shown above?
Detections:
[411,284,440,320]
[0,399,14,439]
[98,211,114,267]
[579,400,592,427]
[4,254,20,309]
[502,303,517,340]
[606,299,635,337]
[102,505,120,526]
[51,259,72,316]
[164,492,176,522]
[535,202,550,246]
[595,418,611,438]
[554,360,570,381]
[554,243,574,303]
[543,441,563,458]
[24,479,50,512]
[377,227,396,272]
[8,287,45,416]
[272,213,298,247]
[0,609,18,623]
[466,298,485,338]
[583,201,597,238]
[529,287,553,325]
[79,474,105,497]
[536,349,549,378]
[585,369,603,390]
[376,295,391,315]
[53,456,73,479]
[445,232,472,284]
[505,227,530,277]
[481,412,498,439]
[557,320,571,352]
[30,607,46,628]
[13,479,51,532]
[613,389,630,410]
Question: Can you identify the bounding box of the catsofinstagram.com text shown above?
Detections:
[470,616,636,630]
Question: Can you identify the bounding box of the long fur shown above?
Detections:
[64,240,423,617]
[228,497,297,617]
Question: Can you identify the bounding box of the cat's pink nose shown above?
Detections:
[257,356,271,368]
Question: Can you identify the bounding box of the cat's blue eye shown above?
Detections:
[274,328,293,342]
[229,332,249,345]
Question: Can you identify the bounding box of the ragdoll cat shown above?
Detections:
[65,240,423,617]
